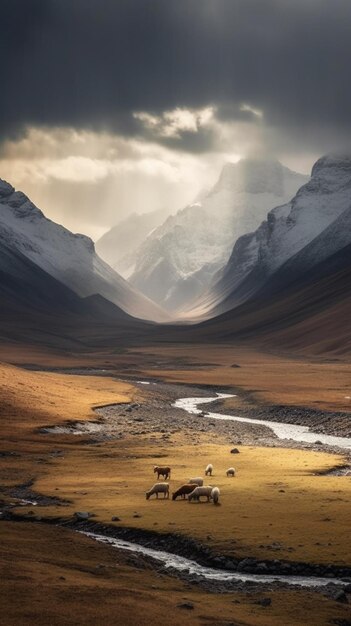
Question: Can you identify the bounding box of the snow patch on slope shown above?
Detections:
[0,180,169,322]
[194,155,351,317]
[129,159,307,312]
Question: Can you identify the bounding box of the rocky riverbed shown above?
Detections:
[93,380,351,462]
[2,376,351,603]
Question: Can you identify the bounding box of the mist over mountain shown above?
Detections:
[190,155,351,320]
[96,206,173,277]
[0,179,168,323]
[128,159,307,312]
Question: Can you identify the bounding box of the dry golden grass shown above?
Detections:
[0,360,133,468]
[30,437,351,566]
[1,521,350,626]
[135,344,351,412]
[1,360,351,626]
[1,341,351,413]
[0,361,136,502]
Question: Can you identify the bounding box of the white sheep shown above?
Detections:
[188,486,213,502]
[211,487,220,504]
[205,463,213,476]
[146,483,169,500]
[189,477,203,487]
[226,467,236,477]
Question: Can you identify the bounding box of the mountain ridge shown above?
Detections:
[190,155,351,319]
[129,158,307,312]
[0,179,169,323]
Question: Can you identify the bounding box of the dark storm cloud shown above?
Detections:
[1,0,351,151]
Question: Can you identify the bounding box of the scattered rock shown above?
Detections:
[332,590,349,604]
[231,364,241,368]
[230,448,240,454]
[133,513,142,518]
[74,511,93,520]
[255,597,272,607]
[111,516,121,522]
[237,558,253,572]
[177,602,194,610]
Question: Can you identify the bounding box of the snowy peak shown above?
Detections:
[96,206,173,275]
[308,154,351,191]
[128,158,308,312]
[211,158,306,197]
[0,177,168,322]
[196,153,351,318]
[0,178,14,199]
[0,180,95,250]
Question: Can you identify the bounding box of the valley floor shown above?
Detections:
[0,344,351,625]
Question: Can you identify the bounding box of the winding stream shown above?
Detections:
[33,378,351,589]
[173,393,351,450]
[81,531,348,589]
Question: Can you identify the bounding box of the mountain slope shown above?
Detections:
[0,238,151,349]
[181,241,351,356]
[192,155,351,318]
[0,180,168,322]
[129,159,307,312]
[96,207,172,277]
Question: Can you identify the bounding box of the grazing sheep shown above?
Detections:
[172,484,197,501]
[211,487,220,505]
[153,466,171,480]
[205,463,213,476]
[189,477,203,487]
[188,486,213,502]
[146,483,169,500]
[226,467,236,477]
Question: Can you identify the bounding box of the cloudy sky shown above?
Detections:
[1,0,351,238]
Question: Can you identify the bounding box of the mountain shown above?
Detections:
[0,237,152,349]
[96,207,172,277]
[191,155,351,319]
[0,179,169,323]
[183,240,351,356]
[128,159,307,313]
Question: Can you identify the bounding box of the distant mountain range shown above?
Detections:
[96,207,172,277]
[125,159,307,312]
[0,155,350,357]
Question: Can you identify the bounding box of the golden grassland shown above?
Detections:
[27,438,351,566]
[1,341,350,413]
[0,359,133,453]
[2,522,349,626]
[136,344,351,413]
[1,359,351,625]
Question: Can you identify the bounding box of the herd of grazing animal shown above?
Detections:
[146,464,237,505]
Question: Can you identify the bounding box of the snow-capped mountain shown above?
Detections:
[192,155,351,318]
[129,159,307,312]
[0,179,169,322]
[96,207,172,277]
[184,241,351,356]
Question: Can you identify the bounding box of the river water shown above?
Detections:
[173,393,351,450]
[81,531,348,589]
